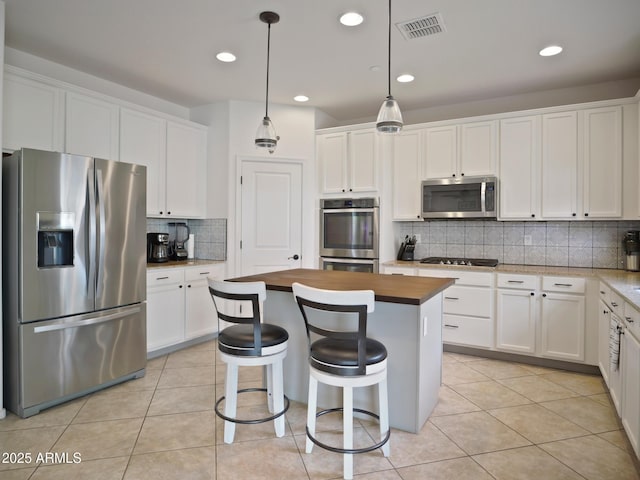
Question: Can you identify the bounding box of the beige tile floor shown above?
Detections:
[1,340,639,479]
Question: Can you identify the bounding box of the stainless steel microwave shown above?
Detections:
[421,176,498,219]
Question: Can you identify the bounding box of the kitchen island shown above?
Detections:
[229,268,454,433]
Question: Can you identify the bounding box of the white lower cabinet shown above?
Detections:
[418,269,494,349]
[146,263,225,353]
[621,325,640,457]
[496,274,538,354]
[598,299,612,386]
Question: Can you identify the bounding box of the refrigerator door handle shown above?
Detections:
[96,168,107,300]
[33,306,142,333]
[87,167,97,301]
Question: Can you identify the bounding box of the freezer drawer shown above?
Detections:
[16,304,146,417]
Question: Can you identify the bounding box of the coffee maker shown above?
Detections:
[623,231,640,272]
[147,233,170,263]
[168,222,190,261]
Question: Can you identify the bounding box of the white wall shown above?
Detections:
[0,0,6,420]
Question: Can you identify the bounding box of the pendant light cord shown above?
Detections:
[387,0,392,98]
[265,22,271,118]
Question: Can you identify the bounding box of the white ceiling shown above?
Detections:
[4,0,640,123]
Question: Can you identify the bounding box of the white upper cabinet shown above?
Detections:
[165,121,207,218]
[541,111,579,219]
[423,120,496,179]
[499,116,541,220]
[582,106,622,218]
[3,71,64,152]
[392,129,423,220]
[65,91,119,160]
[119,108,167,216]
[317,129,378,195]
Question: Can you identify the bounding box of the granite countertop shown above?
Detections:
[384,260,640,309]
[147,259,225,269]
[229,268,455,306]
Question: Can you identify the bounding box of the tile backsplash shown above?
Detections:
[146,218,227,261]
[395,220,640,269]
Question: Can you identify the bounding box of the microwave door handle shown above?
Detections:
[87,168,96,301]
[481,181,487,213]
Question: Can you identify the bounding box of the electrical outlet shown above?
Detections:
[524,235,532,246]
[414,234,421,243]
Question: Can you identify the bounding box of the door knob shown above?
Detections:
[288,254,300,260]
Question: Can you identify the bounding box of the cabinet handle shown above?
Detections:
[626,316,634,323]
[530,292,535,296]
[444,296,459,300]
[542,293,547,297]
[444,324,459,329]
[600,291,606,294]
[572,213,576,217]
[159,211,163,215]
[187,284,192,288]
[611,302,618,307]
[199,272,210,275]
[452,173,456,177]
[167,211,171,215]
[179,285,183,288]
[461,173,464,176]
[553,283,573,287]
[531,214,535,218]
[508,280,524,284]
[155,276,170,280]
[584,213,589,217]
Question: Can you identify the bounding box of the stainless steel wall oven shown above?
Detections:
[319,198,379,273]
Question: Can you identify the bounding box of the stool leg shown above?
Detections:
[223,363,239,444]
[272,359,285,437]
[343,385,353,480]
[266,364,274,414]
[378,376,390,457]
[306,374,318,453]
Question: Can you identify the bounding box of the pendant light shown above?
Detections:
[376,0,403,133]
[255,11,280,154]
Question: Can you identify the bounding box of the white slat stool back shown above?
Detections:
[292,282,390,480]
[208,279,289,444]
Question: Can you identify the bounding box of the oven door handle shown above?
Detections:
[323,208,378,214]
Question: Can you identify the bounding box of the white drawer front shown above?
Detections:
[418,268,493,287]
[383,266,417,276]
[443,286,492,317]
[443,314,493,348]
[609,290,624,317]
[542,276,585,294]
[624,303,640,340]
[599,282,611,305]
[147,269,184,287]
[497,273,537,290]
[185,264,225,281]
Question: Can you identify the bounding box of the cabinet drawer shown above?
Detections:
[609,290,624,317]
[147,269,184,287]
[443,314,493,348]
[599,282,611,305]
[497,273,537,290]
[624,302,640,339]
[542,276,585,294]
[418,268,493,287]
[383,266,417,276]
[185,264,225,281]
[443,286,492,317]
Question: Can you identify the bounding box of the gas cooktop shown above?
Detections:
[420,257,499,267]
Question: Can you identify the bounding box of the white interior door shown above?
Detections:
[240,160,302,275]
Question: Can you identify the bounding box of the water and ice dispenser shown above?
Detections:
[36,212,74,268]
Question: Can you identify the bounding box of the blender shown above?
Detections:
[168,222,190,261]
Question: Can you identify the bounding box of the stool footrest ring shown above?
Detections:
[215,387,290,424]
[306,407,391,454]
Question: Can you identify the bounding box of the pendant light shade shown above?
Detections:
[255,11,280,153]
[376,0,403,134]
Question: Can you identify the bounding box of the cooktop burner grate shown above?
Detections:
[419,257,499,267]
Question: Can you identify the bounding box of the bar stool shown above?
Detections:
[208,279,289,444]
[292,282,390,480]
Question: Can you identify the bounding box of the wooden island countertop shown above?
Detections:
[229,268,455,305]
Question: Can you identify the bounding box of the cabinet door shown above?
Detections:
[65,92,119,160]
[622,329,640,457]
[348,129,378,192]
[459,120,497,177]
[496,289,537,354]
[540,292,585,361]
[423,125,457,179]
[119,108,167,216]
[147,283,185,351]
[598,301,611,386]
[541,112,578,219]
[499,116,541,220]
[582,106,622,218]
[392,130,422,220]
[318,132,348,193]
[3,72,64,152]
[166,121,207,217]
[185,278,217,339]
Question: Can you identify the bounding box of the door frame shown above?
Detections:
[233,155,311,278]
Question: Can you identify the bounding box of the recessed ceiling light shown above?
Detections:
[216,51,236,62]
[539,45,563,57]
[397,74,415,83]
[340,12,364,26]
[294,95,309,102]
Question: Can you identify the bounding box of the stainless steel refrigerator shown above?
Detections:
[2,148,147,417]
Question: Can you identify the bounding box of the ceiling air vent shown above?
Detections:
[396,13,446,41]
